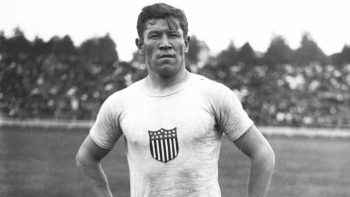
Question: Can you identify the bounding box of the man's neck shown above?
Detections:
[145,68,189,92]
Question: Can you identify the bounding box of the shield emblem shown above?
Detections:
[148,127,179,163]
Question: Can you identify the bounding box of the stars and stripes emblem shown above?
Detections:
[148,127,179,163]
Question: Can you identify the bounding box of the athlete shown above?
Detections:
[76,3,275,197]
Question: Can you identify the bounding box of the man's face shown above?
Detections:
[137,18,189,78]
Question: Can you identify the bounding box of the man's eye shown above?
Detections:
[149,35,159,39]
[170,34,179,38]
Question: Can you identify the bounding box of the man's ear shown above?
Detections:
[135,38,145,55]
[184,36,190,53]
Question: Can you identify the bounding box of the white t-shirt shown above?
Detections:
[90,73,253,197]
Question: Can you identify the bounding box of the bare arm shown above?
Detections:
[234,125,275,197]
[76,135,113,197]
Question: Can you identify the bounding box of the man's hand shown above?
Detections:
[76,135,114,197]
[234,125,275,197]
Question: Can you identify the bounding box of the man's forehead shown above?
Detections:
[144,17,180,32]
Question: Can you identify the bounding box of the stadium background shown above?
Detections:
[1,29,350,128]
[1,28,350,197]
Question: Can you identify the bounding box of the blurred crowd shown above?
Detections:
[1,30,350,128]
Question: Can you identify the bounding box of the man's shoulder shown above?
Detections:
[105,79,144,104]
[189,73,230,94]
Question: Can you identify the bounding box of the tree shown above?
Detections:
[216,41,238,66]
[48,35,77,56]
[341,45,350,63]
[264,36,293,65]
[237,42,257,65]
[186,35,201,65]
[0,31,5,53]
[79,34,118,63]
[331,45,350,65]
[31,37,48,56]
[3,27,31,55]
[293,33,329,65]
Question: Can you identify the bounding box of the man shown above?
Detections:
[76,3,275,197]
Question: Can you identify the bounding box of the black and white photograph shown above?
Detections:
[1,0,350,196]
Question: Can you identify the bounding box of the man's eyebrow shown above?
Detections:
[147,30,162,34]
[147,30,178,34]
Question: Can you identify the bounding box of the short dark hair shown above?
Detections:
[137,3,188,41]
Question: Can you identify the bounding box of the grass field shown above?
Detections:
[1,126,350,197]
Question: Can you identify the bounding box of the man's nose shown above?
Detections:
[159,35,172,50]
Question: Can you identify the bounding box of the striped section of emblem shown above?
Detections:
[148,128,178,163]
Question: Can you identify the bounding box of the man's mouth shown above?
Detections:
[158,54,175,59]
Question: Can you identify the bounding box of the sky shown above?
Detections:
[1,0,350,61]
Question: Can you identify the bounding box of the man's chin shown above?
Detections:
[156,62,176,70]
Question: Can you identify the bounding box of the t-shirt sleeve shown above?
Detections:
[214,84,254,141]
[89,95,123,149]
